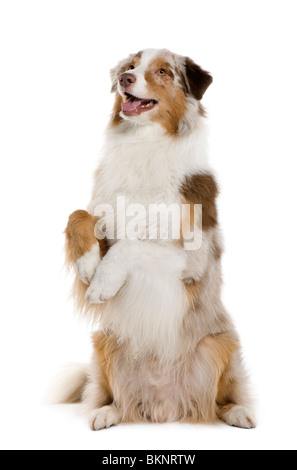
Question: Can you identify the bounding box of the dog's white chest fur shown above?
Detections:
[87,122,209,360]
[89,122,209,220]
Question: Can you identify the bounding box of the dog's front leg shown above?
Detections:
[65,210,108,285]
[85,241,128,304]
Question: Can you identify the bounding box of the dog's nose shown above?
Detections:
[119,73,136,89]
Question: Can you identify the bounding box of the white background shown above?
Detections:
[0,0,296,451]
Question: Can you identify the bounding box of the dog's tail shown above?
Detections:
[45,363,88,405]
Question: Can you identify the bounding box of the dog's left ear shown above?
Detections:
[185,58,213,101]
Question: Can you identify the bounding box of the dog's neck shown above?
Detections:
[105,110,211,176]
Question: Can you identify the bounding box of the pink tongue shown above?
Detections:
[122,98,144,113]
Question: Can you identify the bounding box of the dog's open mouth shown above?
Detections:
[121,93,158,116]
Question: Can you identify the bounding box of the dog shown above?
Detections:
[62,49,255,430]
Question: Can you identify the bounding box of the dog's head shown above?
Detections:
[110,49,212,135]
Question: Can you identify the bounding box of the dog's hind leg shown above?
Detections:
[216,347,256,429]
[83,332,123,431]
[192,333,256,429]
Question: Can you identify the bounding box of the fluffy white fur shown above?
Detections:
[46,363,87,405]
[86,114,210,361]
[92,241,189,360]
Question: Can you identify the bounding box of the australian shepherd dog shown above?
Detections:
[61,49,255,430]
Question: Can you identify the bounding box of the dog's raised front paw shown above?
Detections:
[85,280,108,304]
[75,244,100,285]
[85,263,127,304]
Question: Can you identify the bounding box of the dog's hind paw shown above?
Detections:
[221,405,256,429]
[90,406,121,431]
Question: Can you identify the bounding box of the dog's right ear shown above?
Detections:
[110,54,135,93]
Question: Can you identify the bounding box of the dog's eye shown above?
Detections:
[159,69,167,76]
[128,65,135,70]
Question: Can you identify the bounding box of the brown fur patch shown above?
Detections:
[209,336,245,418]
[130,52,142,69]
[201,334,239,375]
[175,66,189,95]
[199,333,240,420]
[144,57,186,135]
[110,93,124,127]
[218,403,236,415]
[176,67,207,118]
[92,332,116,404]
[180,174,219,230]
[176,333,240,423]
[216,359,241,409]
[98,237,109,258]
[65,210,99,262]
[185,58,213,101]
[217,382,237,411]
[147,58,175,78]
[66,210,109,317]
[65,210,109,264]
